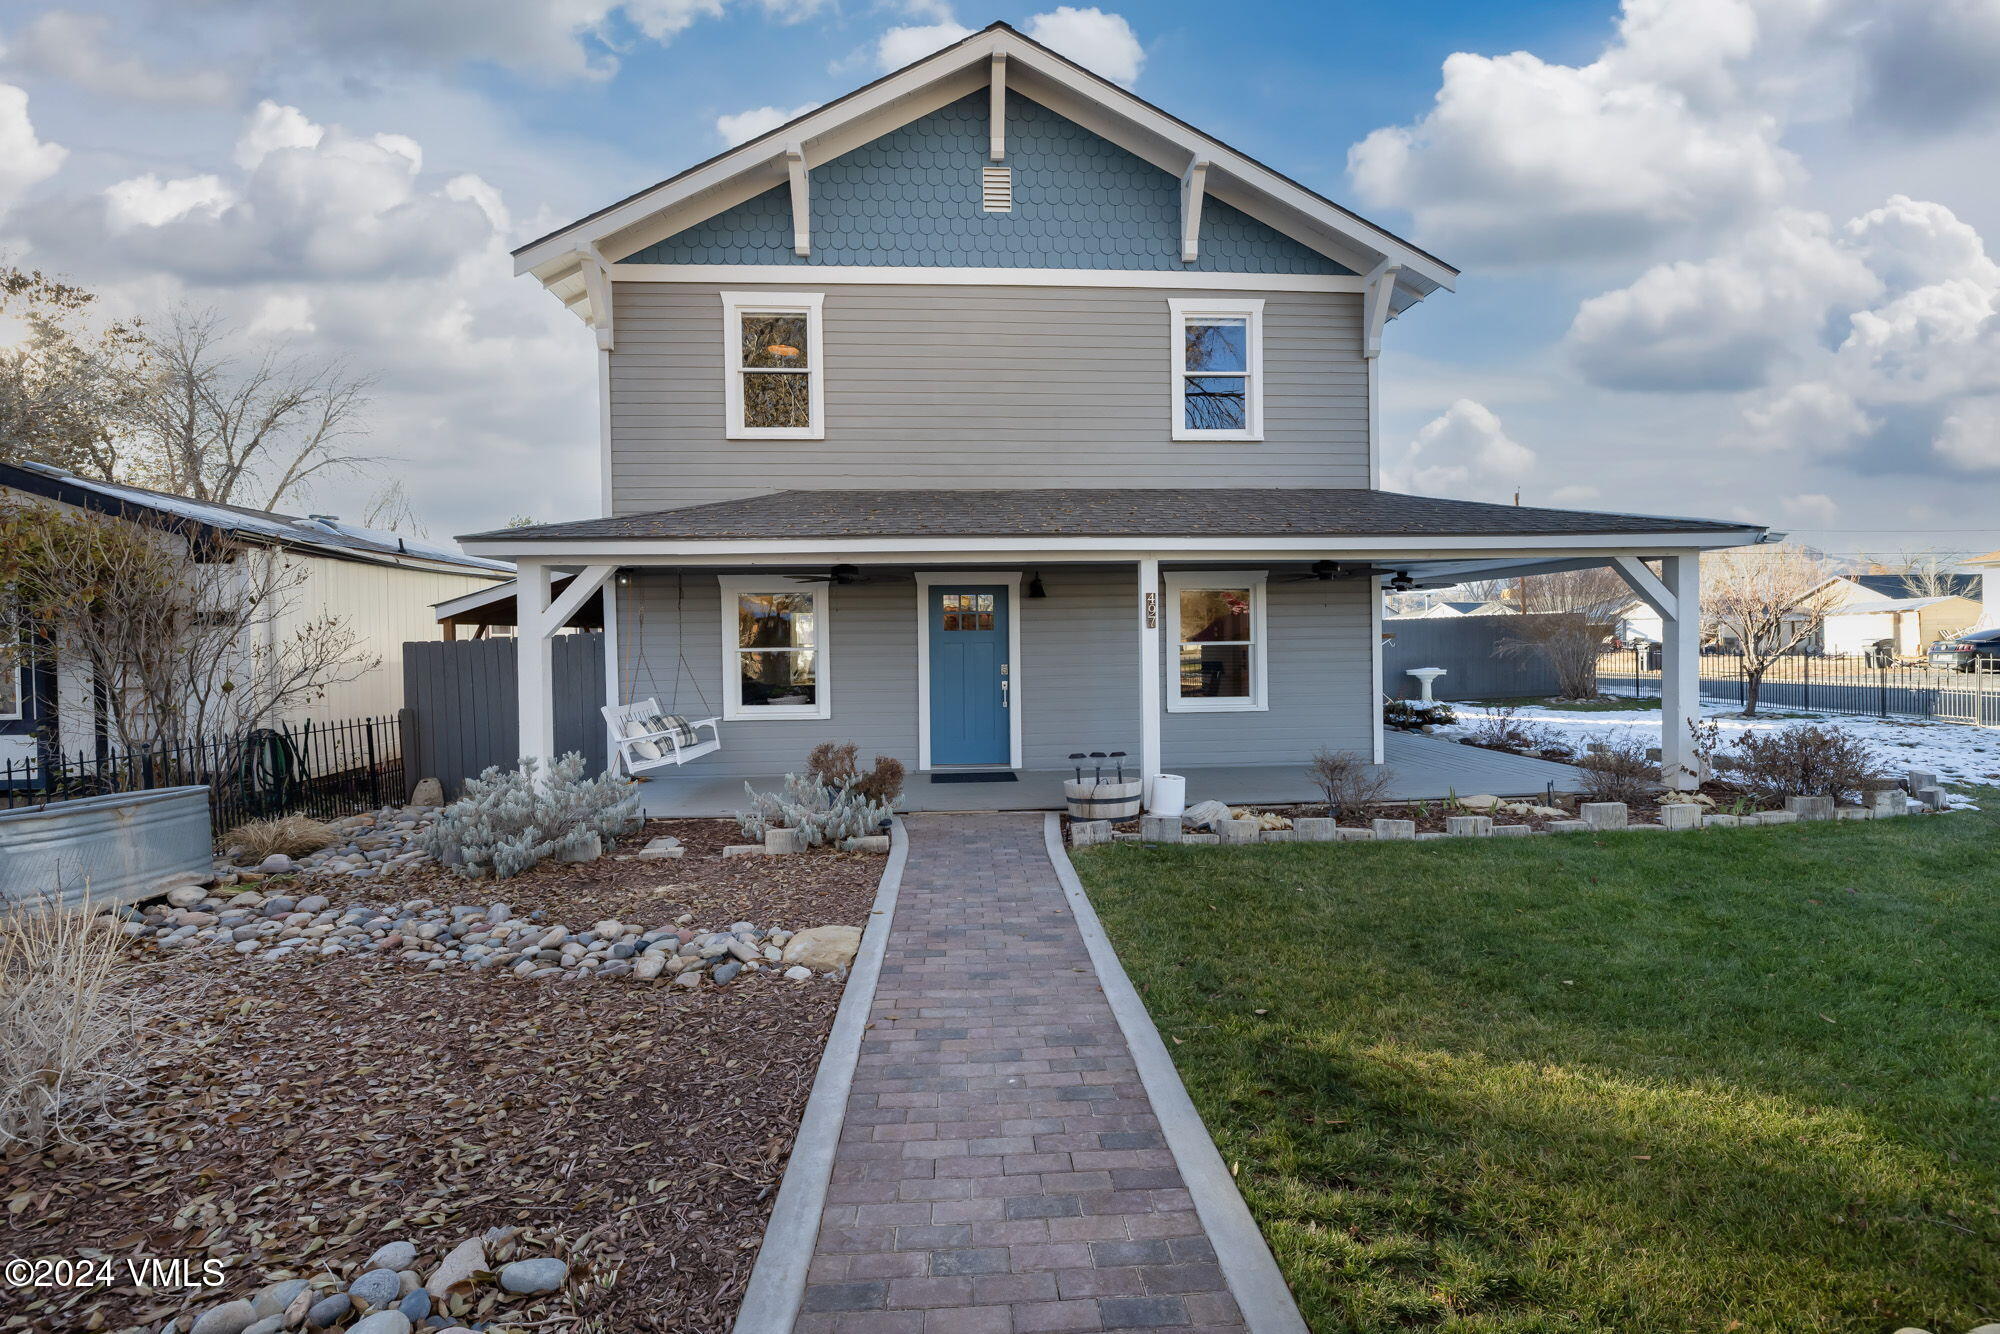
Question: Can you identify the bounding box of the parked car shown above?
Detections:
[1929,627,2000,671]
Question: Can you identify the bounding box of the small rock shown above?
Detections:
[365,1240,417,1272]
[307,1294,352,1329]
[252,1278,309,1317]
[410,777,444,806]
[398,1289,431,1322]
[633,955,666,981]
[498,1257,568,1295]
[424,1237,489,1297]
[190,1300,259,1334]
[347,1314,412,1334]
[242,1318,284,1334]
[784,965,812,981]
[257,853,295,875]
[348,1269,402,1311]
[781,925,862,971]
[712,960,742,984]
[168,886,207,908]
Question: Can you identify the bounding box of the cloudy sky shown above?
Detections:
[4,0,1999,561]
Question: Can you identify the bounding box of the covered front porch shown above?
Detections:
[623,731,1587,816]
[455,488,1769,811]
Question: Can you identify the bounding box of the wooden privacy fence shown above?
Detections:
[401,634,607,800]
[1381,614,1561,701]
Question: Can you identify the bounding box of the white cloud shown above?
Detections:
[0,82,66,214]
[104,173,234,230]
[1022,7,1144,86]
[1566,210,1880,391]
[1386,399,1535,499]
[1853,0,2000,134]
[1347,27,1799,264]
[714,102,820,146]
[1935,397,2000,471]
[235,101,325,169]
[1779,492,1840,526]
[1739,381,1876,453]
[874,20,973,70]
[4,11,234,104]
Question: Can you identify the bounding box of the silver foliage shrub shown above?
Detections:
[423,753,642,879]
[738,772,894,847]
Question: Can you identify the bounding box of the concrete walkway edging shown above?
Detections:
[1042,813,1311,1334]
[731,817,909,1334]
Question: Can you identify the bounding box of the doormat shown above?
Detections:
[930,771,1019,784]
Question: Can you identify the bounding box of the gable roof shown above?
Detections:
[1844,572,1981,601]
[1,460,511,577]
[516,22,1454,321]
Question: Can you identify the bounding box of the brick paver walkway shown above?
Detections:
[795,813,1247,1334]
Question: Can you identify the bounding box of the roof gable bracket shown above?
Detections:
[1362,259,1401,359]
[784,143,810,257]
[1180,156,1209,264]
[578,245,614,351]
[989,53,1007,161]
[1612,555,1678,620]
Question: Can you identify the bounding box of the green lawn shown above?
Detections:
[1074,801,2000,1333]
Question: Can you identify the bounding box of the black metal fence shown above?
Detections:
[0,715,405,835]
[1597,646,2000,725]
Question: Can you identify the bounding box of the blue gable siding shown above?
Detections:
[623,92,1349,274]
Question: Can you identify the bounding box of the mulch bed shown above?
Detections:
[4,818,887,1334]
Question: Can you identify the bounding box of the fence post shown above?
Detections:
[365,718,380,809]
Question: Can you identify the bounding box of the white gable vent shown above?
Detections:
[981,166,1012,213]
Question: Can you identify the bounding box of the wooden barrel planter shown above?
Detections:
[1065,779,1141,821]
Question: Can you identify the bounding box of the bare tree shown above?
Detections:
[1881,550,1972,599]
[1496,566,1631,699]
[0,499,375,751]
[0,268,148,479]
[361,478,428,537]
[1702,544,1837,716]
[127,306,377,510]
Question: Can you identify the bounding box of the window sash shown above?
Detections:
[721,292,825,439]
[1168,299,1263,442]
[1164,573,1267,713]
[719,577,831,719]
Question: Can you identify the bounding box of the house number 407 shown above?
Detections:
[1144,592,1157,629]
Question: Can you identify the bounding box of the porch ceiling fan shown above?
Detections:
[784,563,877,584]
[1275,560,1350,583]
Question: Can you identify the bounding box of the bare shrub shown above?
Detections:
[222,815,336,861]
[1465,706,1557,755]
[805,741,906,805]
[1,895,147,1152]
[1576,735,1659,805]
[1306,747,1392,814]
[1717,724,1884,803]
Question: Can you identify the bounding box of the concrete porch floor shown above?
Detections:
[633,731,1584,816]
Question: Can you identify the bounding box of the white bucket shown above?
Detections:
[1149,773,1187,819]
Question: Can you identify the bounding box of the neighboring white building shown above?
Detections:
[2,461,510,770]
[1389,598,1515,620]
[1966,550,2000,629]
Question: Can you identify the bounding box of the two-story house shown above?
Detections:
[460,22,1764,811]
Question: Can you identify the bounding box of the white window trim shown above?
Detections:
[1168,296,1263,442]
[721,290,825,440]
[1164,570,1267,713]
[718,575,832,721]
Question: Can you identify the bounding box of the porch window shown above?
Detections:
[719,576,831,720]
[721,291,825,439]
[1168,298,1263,441]
[1165,571,1267,712]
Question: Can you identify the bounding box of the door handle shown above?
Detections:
[1001,678,1010,707]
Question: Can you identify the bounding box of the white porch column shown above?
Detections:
[1659,554,1703,790]
[516,560,556,769]
[601,571,623,775]
[1137,556,1162,807]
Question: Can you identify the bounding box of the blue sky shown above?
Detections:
[4,0,2000,560]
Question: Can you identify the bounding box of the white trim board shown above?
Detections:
[914,570,1025,772]
[615,265,1368,293]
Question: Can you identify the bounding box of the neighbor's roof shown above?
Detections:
[463,489,1760,545]
[1833,594,1974,616]
[1845,572,1982,600]
[2,461,512,576]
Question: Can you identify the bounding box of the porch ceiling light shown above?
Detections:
[1388,570,1416,591]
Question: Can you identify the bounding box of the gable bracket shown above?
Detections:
[1362,259,1402,359]
[1612,556,1677,621]
[784,143,810,258]
[1179,157,1209,265]
[989,53,1008,161]
[578,246,614,351]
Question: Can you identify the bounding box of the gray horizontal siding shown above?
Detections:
[615,567,1373,782]
[608,282,1368,513]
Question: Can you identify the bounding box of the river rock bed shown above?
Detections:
[123,887,861,985]
[216,806,441,885]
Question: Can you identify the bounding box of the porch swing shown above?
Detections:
[602,573,724,774]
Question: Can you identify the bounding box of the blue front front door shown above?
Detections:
[928,585,1011,766]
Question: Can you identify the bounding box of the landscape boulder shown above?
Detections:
[781,925,862,971]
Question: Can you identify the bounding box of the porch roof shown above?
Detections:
[463,488,1760,545]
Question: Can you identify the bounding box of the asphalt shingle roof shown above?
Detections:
[464,489,1757,544]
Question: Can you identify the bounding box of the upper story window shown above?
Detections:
[719,576,831,720]
[1164,571,1267,712]
[722,291,825,440]
[1168,298,1263,442]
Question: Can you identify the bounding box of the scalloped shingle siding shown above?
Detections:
[623,92,1351,273]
